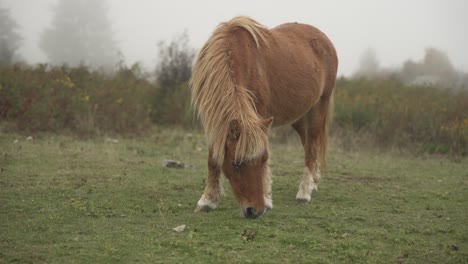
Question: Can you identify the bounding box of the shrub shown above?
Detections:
[1,63,466,156]
[333,78,467,155]
[152,32,197,127]
[0,63,155,136]
[151,81,195,127]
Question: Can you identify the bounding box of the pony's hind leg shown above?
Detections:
[292,96,331,203]
[194,149,223,212]
[295,165,320,203]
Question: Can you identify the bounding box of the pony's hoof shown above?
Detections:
[194,205,212,213]
[296,190,317,204]
[296,198,309,204]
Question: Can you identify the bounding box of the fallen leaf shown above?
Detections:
[105,137,119,143]
[172,224,186,232]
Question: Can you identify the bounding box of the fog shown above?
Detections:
[3,0,467,76]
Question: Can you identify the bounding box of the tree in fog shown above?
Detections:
[40,0,118,68]
[401,48,459,86]
[155,31,195,89]
[354,48,380,79]
[0,4,21,66]
[422,48,455,77]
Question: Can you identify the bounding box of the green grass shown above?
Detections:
[1,128,467,263]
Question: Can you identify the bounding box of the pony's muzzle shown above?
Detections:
[242,206,265,219]
[244,207,257,219]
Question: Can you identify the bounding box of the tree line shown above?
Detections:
[354,48,468,89]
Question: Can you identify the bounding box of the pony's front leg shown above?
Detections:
[194,150,222,212]
[264,166,273,210]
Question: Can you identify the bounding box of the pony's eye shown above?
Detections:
[232,162,241,170]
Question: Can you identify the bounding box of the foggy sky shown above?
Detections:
[3,0,467,76]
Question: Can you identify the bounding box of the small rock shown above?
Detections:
[162,160,188,169]
[26,136,33,141]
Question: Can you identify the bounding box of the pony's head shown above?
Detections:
[222,117,273,218]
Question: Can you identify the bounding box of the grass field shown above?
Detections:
[1,128,467,263]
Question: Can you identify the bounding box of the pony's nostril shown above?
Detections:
[245,207,257,219]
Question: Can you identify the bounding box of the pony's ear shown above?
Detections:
[261,117,273,130]
[229,120,241,140]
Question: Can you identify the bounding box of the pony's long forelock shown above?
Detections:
[191,16,269,166]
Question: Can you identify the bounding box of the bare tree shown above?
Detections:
[152,31,196,125]
[155,31,195,89]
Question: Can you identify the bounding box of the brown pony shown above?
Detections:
[191,16,338,218]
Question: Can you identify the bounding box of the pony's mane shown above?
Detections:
[191,16,268,166]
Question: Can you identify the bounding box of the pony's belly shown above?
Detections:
[268,84,321,127]
[271,99,316,127]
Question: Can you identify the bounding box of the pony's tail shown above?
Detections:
[317,90,334,172]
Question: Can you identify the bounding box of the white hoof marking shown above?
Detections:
[264,194,273,209]
[296,167,319,202]
[196,194,218,210]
